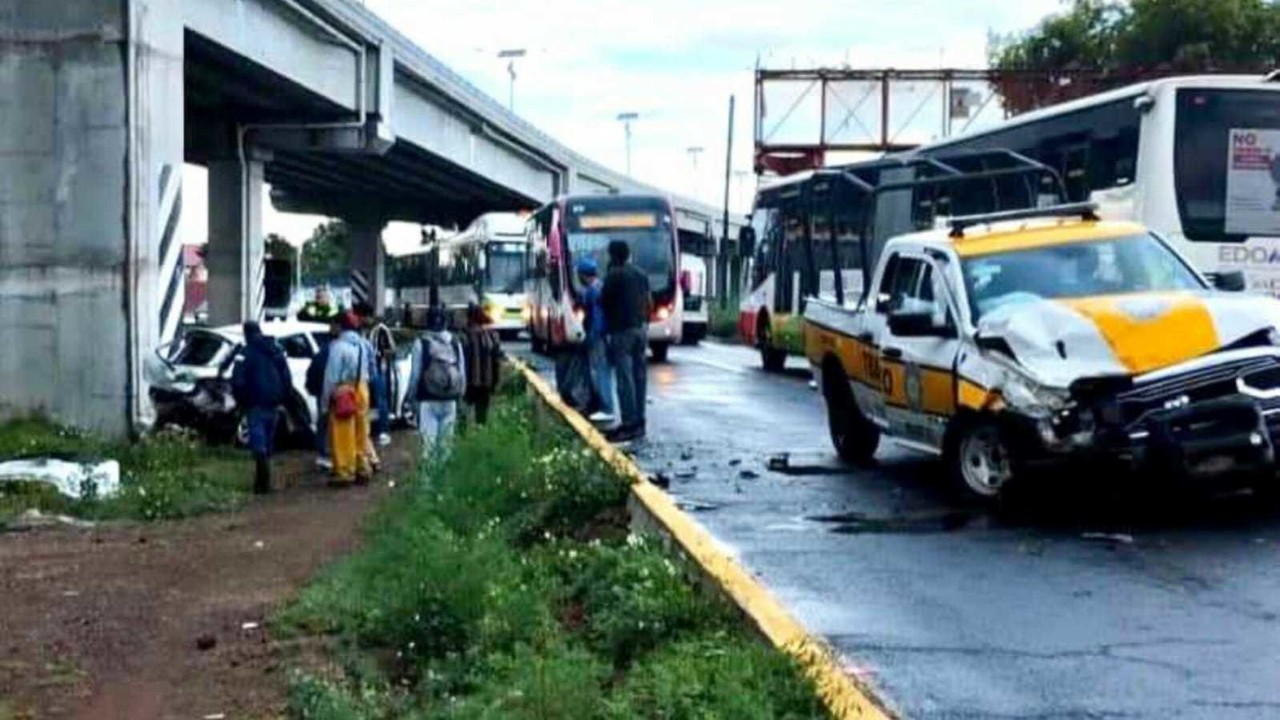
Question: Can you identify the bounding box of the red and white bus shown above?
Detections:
[525,193,683,360]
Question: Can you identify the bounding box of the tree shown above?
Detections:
[301,220,350,286]
[264,233,292,260]
[990,0,1280,115]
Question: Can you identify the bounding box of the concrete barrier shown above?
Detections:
[512,359,895,720]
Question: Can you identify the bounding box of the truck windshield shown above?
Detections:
[961,234,1204,320]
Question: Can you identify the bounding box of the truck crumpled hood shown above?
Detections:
[975,291,1280,388]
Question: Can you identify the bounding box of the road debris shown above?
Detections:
[650,473,672,489]
[2,509,95,532]
[1080,532,1135,545]
[241,621,260,631]
[0,458,120,500]
[195,634,217,651]
[767,453,790,471]
[739,470,760,480]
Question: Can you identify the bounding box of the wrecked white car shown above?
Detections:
[805,203,1280,500]
[146,321,413,446]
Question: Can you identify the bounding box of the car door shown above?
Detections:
[277,333,317,425]
[876,253,961,452]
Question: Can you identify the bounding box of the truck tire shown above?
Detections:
[650,342,670,363]
[946,418,1016,501]
[758,316,786,373]
[823,361,878,464]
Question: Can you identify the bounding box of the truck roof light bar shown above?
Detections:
[948,202,1101,238]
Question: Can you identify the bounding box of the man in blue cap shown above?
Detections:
[576,256,615,425]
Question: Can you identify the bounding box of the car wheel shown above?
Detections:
[650,342,670,363]
[949,420,1016,500]
[823,361,878,464]
[758,317,786,373]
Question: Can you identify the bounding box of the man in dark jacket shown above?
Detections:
[232,321,292,494]
[601,240,651,441]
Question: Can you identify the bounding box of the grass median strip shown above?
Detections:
[0,419,250,524]
[276,377,828,719]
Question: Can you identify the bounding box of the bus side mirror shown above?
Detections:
[1208,270,1246,292]
[738,226,756,258]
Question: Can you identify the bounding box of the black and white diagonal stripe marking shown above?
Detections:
[350,268,370,307]
[157,164,184,341]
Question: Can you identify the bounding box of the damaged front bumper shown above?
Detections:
[1006,355,1280,485]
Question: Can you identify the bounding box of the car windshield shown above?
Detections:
[169,333,231,366]
[961,233,1205,320]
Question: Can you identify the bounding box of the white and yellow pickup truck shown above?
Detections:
[805,203,1280,500]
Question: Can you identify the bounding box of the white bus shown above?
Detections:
[388,212,531,336]
[679,252,709,344]
[913,74,1280,292]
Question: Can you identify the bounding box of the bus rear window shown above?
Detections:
[1174,88,1280,241]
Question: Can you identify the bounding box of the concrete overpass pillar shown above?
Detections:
[205,153,268,325]
[0,1,183,437]
[348,219,387,315]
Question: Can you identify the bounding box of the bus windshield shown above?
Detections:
[961,234,1204,320]
[485,242,526,295]
[1175,88,1280,241]
[564,201,675,295]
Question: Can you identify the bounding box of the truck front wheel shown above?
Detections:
[946,419,1017,501]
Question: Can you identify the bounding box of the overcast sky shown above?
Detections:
[181,0,1062,248]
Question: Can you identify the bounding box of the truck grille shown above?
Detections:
[1110,355,1280,427]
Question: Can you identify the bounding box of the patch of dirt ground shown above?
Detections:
[0,436,418,720]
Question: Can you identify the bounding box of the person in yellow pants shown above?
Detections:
[322,311,374,485]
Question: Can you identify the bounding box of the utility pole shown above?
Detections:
[617,112,638,175]
[720,95,735,308]
[498,48,526,111]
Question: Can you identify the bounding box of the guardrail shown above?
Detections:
[511,358,896,720]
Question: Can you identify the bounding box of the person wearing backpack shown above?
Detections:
[459,303,503,425]
[231,322,292,494]
[322,311,375,485]
[407,305,467,461]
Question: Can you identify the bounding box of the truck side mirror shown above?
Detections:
[1208,270,1246,292]
[738,226,756,258]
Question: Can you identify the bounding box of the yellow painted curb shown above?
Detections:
[512,358,896,720]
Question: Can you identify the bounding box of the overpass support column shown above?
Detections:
[206,152,268,326]
[348,219,388,315]
[0,1,183,437]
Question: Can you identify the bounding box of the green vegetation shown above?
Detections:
[708,302,740,341]
[775,315,807,357]
[991,0,1280,114]
[277,377,826,719]
[0,419,250,523]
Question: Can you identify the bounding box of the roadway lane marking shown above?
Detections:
[675,353,748,375]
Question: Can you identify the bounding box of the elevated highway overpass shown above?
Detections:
[0,0,741,436]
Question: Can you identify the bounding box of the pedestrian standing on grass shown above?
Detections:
[459,303,503,425]
[231,322,292,494]
[305,318,341,471]
[322,310,375,486]
[408,305,467,461]
[576,257,616,426]
[601,240,651,442]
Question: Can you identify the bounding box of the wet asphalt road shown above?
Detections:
[525,340,1280,719]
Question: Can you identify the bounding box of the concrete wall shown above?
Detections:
[0,0,184,436]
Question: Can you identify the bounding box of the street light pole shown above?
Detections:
[497,48,526,111]
[617,112,638,175]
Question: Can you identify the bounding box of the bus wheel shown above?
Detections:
[758,317,786,373]
[823,361,878,464]
[650,342,670,363]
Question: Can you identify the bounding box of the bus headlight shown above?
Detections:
[653,305,671,322]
